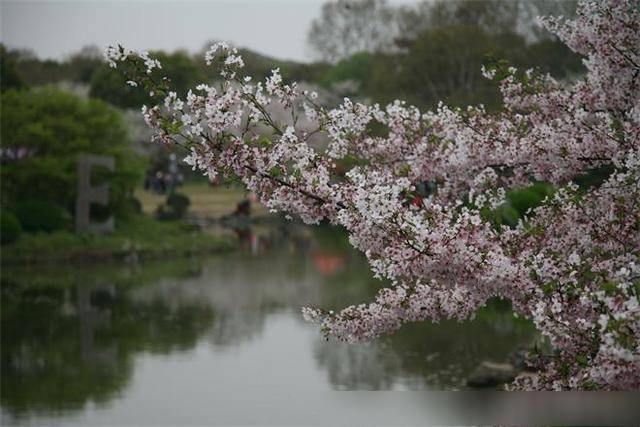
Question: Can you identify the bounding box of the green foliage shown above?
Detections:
[89,65,148,109]
[317,24,584,111]
[14,200,71,233]
[66,46,104,83]
[0,87,144,221]
[194,46,330,86]
[488,182,554,227]
[370,26,519,110]
[312,223,353,255]
[1,211,22,245]
[507,182,554,217]
[525,38,585,80]
[573,165,615,189]
[282,61,332,85]
[90,50,204,109]
[326,27,584,112]
[0,45,26,93]
[7,45,103,86]
[319,52,373,90]
[488,203,521,228]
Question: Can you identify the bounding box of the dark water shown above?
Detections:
[1,224,534,426]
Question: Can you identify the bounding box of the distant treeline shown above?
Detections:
[0,44,330,107]
[1,0,585,112]
[309,0,585,110]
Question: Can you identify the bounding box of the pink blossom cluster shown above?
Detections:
[107,0,639,390]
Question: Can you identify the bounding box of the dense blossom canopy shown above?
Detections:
[108,0,640,390]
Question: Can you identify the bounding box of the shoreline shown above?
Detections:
[1,215,236,266]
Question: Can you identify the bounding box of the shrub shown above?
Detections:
[15,200,71,233]
[1,211,22,244]
[157,192,190,220]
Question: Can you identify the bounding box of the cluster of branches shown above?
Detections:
[108,0,639,390]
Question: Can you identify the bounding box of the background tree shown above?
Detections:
[90,50,204,109]
[66,45,104,83]
[313,1,586,110]
[0,45,26,93]
[395,0,520,43]
[372,25,516,110]
[0,88,144,227]
[308,0,579,63]
[195,42,331,85]
[9,49,70,87]
[307,0,396,63]
[319,52,374,95]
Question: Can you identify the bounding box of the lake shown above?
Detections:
[1,223,535,425]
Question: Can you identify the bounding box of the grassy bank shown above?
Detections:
[1,215,234,265]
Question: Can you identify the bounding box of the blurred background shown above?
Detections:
[1,0,583,424]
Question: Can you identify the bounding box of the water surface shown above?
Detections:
[1,224,534,425]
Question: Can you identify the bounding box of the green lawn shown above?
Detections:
[135,182,270,220]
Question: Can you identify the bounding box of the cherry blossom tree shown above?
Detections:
[107,0,639,390]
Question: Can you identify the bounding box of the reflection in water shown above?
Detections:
[1,224,535,425]
[1,263,214,418]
